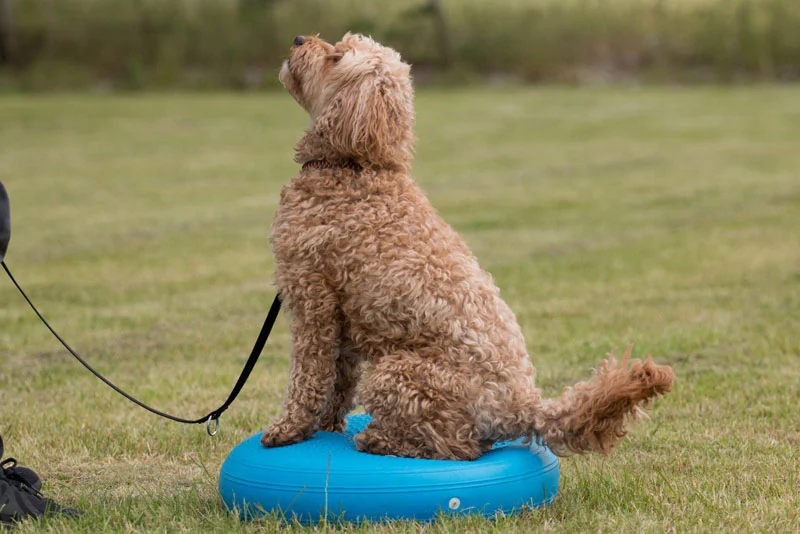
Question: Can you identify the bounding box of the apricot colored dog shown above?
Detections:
[262,33,674,460]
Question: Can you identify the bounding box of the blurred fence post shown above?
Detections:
[0,0,13,64]
[429,0,454,68]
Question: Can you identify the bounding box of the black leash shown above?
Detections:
[1,260,281,436]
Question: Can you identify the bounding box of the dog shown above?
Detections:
[262,33,674,460]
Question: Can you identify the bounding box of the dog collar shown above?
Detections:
[302,159,363,172]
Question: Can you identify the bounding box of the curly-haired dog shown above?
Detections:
[262,33,674,460]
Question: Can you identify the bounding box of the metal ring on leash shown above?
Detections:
[207,415,220,436]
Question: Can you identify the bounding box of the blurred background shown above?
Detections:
[1,0,800,91]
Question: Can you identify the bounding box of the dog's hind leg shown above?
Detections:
[354,417,484,460]
[355,350,485,460]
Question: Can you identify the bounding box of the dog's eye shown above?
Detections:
[327,53,344,64]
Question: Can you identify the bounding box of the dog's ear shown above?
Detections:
[313,36,414,171]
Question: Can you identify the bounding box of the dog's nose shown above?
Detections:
[293,35,305,47]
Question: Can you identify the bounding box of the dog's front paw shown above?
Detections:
[261,421,311,448]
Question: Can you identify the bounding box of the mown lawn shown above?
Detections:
[0,87,798,532]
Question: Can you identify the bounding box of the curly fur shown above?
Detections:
[262,33,674,460]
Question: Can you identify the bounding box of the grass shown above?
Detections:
[0,87,799,532]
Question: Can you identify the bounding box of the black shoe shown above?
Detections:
[0,435,82,527]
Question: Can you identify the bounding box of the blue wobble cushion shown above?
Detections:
[219,414,559,523]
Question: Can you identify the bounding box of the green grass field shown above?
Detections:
[0,88,798,532]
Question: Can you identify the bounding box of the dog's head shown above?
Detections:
[280,33,415,172]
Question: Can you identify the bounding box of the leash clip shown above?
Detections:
[206,415,220,436]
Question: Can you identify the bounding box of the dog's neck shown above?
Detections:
[294,130,352,168]
[302,159,363,172]
[294,129,411,175]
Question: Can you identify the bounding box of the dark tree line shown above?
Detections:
[0,0,12,64]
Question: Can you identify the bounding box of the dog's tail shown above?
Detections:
[528,347,674,456]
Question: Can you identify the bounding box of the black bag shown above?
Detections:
[0,433,81,526]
